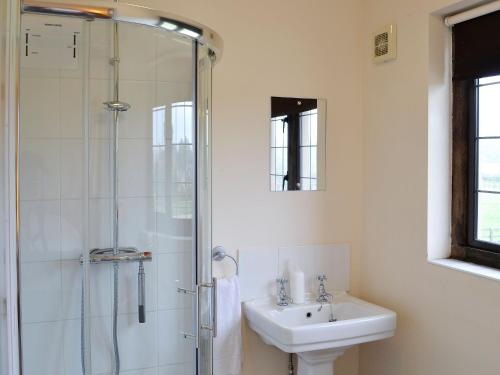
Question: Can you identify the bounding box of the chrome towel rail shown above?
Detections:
[212,246,238,275]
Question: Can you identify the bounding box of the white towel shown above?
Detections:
[213,276,242,375]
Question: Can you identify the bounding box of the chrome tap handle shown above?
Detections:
[276,278,291,306]
[316,274,331,303]
[276,278,288,294]
[317,275,327,294]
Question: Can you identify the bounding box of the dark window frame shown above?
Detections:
[451,79,500,269]
[451,10,500,269]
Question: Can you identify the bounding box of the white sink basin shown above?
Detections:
[244,293,396,375]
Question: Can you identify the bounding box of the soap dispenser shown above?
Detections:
[288,262,305,304]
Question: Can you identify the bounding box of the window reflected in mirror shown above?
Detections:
[270,97,326,191]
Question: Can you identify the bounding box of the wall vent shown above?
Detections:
[373,24,396,63]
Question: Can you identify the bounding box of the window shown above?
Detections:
[451,11,500,268]
[299,108,318,191]
[270,97,324,191]
[472,77,500,247]
[171,101,194,219]
[270,115,288,191]
[152,102,194,219]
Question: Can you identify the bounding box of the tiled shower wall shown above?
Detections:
[19,15,196,374]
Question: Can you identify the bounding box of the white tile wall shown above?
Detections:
[156,35,193,84]
[158,361,195,375]
[90,316,113,374]
[90,140,112,198]
[278,245,316,292]
[156,201,193,253]
[89,79,113,139]
[20,77,60,138]
[118,139,154,197]
[238,244,350,302]
[60,78,84,139]
[19,15,196,375]
[122,368,158,375]
[22,321,65,375]
[156,82,192,114]
[279,244,350,294]
[119,25,157,82]
[61,200,84,260]
[20,139,60,200]
[20,200,61,262]
[117,312,158,371]
[60,261,111,319]
[21,261,63,322]
[157,252,193,310]
[238,246,279,301]
[157,309,194,366]
[88,198,112,249]
[61,140,83,199]
[119,81,156,139]
[0,317,6,375]
[61,319,84,375]
[118,197,156,251]
[89,21,113,80]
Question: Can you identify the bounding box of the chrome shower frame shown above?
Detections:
[4,1,222,374]
[21,0,223,56]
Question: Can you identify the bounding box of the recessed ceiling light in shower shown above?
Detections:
[179,28,200,38]
[160,20,178,31]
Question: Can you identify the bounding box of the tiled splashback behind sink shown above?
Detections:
[238,244,350,301]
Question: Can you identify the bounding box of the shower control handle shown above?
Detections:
[138,261,146,323]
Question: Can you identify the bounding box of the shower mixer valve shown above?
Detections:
[81,247,152,323]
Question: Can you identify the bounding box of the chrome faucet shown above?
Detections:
[316,274,333,303]
[316,275,335,321]
[276,278,292,306]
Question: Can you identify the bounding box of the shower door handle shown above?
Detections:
[177,285,198,347]
[212,277,217,338]
[199,280,217,338]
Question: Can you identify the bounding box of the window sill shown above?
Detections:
[429,258,500,282]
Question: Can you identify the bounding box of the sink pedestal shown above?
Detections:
[297,348,348,375]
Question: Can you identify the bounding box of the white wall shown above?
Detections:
[360,0,500,374]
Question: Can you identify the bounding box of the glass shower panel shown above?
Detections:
[85,19,197,374]
[0,0,8,373]
[18,12,91,375]
[197,44,214,375]
[18,13,199,375]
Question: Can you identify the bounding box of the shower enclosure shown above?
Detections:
[1,0,222,374]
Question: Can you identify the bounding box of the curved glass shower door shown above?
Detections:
[18,11,213,375]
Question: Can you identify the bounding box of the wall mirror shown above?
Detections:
[270,97,326,191]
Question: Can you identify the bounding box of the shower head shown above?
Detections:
[103,100,131,112]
